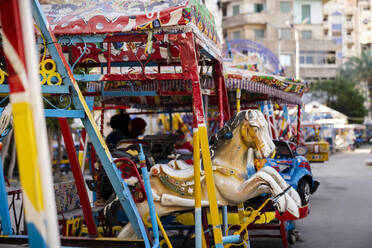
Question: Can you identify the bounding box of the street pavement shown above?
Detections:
[252,145,372,248]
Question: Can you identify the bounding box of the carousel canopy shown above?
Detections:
[42,0,220,46]
[224,68,309,105]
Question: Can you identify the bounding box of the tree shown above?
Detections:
[341,49,372,113]
[311,78,367,123]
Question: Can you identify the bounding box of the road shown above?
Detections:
[252,145,372,248]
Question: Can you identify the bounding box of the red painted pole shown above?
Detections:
[279,221,288,248]
[107,42,111,74]
[297,104,301,144]
[100,102,105,136]
[213,60,224,129]
[214,60,231,125]
[217,72,224,129]
[58,117,98,236]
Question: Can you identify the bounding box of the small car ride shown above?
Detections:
[265,140,319,205]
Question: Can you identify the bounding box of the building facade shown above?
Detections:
[323,0,361,62]
[322,0,372,58]
[358,0,372,50]
[221,0,341,82]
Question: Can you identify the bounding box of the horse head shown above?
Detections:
[211,110,275,160]
[243,110,276,158]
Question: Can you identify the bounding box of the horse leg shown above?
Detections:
[238,172,286,210]
[117,222,138,238]
[261,166,302,207]
[254,171,299,218]
[237,171,299,218]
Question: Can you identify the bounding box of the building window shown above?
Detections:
[332,13,342,23]
[332,36,342,45]
[302,30,312,40]
[280,28,291,40]
[254,29,265,39]
[280,1,291,13]
[254,3,264,13]
[300,56,305,64]
[222,5,227,17]
[232,5,240,16]
[279,55,291,66]
[301,4,311,23]
[346,15,352,22]
[300,50,336,65]
[332,24,342,30]
[332,30,342,37]
[327,55,336,64]
[324,29,328,36]
[306,56,314,64]
[316,56,325,64]
[232,31,241,40]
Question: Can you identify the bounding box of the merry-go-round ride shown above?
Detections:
[0,0,308,247]
[220,68,313,246]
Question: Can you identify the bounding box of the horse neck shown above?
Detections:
[212,127,252,175]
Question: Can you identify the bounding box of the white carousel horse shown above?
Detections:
[118,110,302,238]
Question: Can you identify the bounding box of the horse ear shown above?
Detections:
[245,110,254,120]
[245,110,249,120]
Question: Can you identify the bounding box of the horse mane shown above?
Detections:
[209,111,246,158]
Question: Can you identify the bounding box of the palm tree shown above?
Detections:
[342,50,372,114]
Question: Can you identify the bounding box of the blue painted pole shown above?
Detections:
[222,235,241,244]
[139,144,159,248]
[223,206,228,236]
[246,148,256,178]
[0,154,12,235]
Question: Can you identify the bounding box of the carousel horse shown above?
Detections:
[119,110,302,238]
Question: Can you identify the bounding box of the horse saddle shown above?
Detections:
[150,159,197,181]
[150,159,237,196]
[150,160,204,196]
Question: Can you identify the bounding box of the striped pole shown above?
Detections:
[0,0,60,247]
[193,121,202,248]
[179,32,223,248]
[31,0,151,243]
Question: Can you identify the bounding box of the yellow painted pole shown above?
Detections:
[236,88,241,113]
[235,88,246,224]
[198,125,223,247]
[193,128,202,248]
[156,214,173,248]
[235,198,271,235]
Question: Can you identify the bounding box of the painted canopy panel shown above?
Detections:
[42,0,219,45]
[224,69,309,105]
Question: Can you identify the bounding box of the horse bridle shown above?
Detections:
[210,111,266,158]
[209,112,244,158]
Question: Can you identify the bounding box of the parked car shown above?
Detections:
[264,140,319,205]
